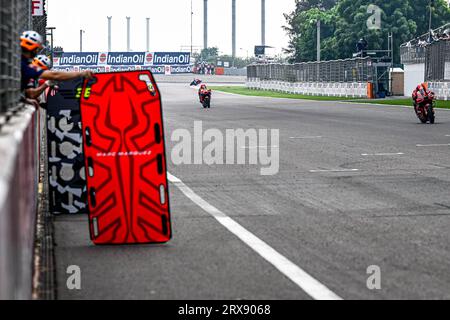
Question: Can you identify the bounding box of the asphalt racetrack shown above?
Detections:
[55,75,450,300]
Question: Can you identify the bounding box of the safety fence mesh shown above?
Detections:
[0,0,47,114]
[400,23,450,81]
[247,57,374,83]
[425,40,450,81]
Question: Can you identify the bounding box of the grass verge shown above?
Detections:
[209,86,357,101]
[210,86,450,109]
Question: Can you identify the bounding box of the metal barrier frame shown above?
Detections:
[247,57,374,84]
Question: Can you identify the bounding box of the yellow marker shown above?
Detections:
[76,87,82,99]
[84,87,91,99]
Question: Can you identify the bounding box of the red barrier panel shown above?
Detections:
[80,71,172,245]
[215,67,225,75]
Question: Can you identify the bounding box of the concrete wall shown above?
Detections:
[404,63,425,97]
[0,106,38,300]
[246,78,369,98]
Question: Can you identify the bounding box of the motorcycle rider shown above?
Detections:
[412,82,433,114]
[20,30,93,107]
[190,78,202,86]
[30,55,59,108]
[198,84,210,104]
[25,54,57,101]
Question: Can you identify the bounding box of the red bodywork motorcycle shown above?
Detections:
[414,92,435,124]
[199,89,212,109]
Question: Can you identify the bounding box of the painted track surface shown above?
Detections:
[55,78,450,299]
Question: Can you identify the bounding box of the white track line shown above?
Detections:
[416,144,450,147]
[361,153,404,156]
[309,169,360,173]
[339,101,450,111]
[290,136,323,139]
[241,146,279,149]
[167,172,342,300]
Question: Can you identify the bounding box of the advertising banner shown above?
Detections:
[53,65,193,75]
[58,52,191,67]
[59,53,99,66]
[152,52,191,66]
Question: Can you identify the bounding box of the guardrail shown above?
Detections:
[246,79,369,98]
[0,106,38,300]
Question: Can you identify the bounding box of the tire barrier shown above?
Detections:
[46,78,88,214]
[0,106,38,300]
[246,78,369,98]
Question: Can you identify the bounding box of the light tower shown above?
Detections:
[232,0,236,58]
[261,0,266,46]
[204,0,208,49]
[126,17,131,52]
[107,16,112,52]
[146,17,150,51]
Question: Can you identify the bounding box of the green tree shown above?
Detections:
[284,7,338,62]
[292,0,337,12]
[284,0,338,62]
[332,0,417,63]
[284,0,450,63]
[198,47,219,63]
[407,0,450,36]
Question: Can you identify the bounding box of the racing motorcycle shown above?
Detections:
[190,78,202,86]
[200,89,212,109]
[415,93,435,124]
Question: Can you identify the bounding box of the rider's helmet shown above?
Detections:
[20,30,43,52]
[200,84,207,90]
[33,55,52,70]
[421,82,428,91]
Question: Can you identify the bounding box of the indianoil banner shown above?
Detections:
[52,65,194,75]
[54,52,191,67]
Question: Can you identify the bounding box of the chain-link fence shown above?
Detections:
[1,0,25,114]
[425,40,450,81]
[400,46,427,65]
[400,23,450,66]
[0,0,47,115]
[33,7,47,42]
[247,57,374,83]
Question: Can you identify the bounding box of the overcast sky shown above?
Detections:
[46,0,295,57]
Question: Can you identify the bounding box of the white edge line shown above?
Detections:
[167,172,342,301]
[290,136,323,139]
[241,146,279,149]
[309,169,360,173]
[361,153,404,156]
[339,101,450,111]
[416,144,450,147]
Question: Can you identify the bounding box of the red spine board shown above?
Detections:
[80,71,171,245]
